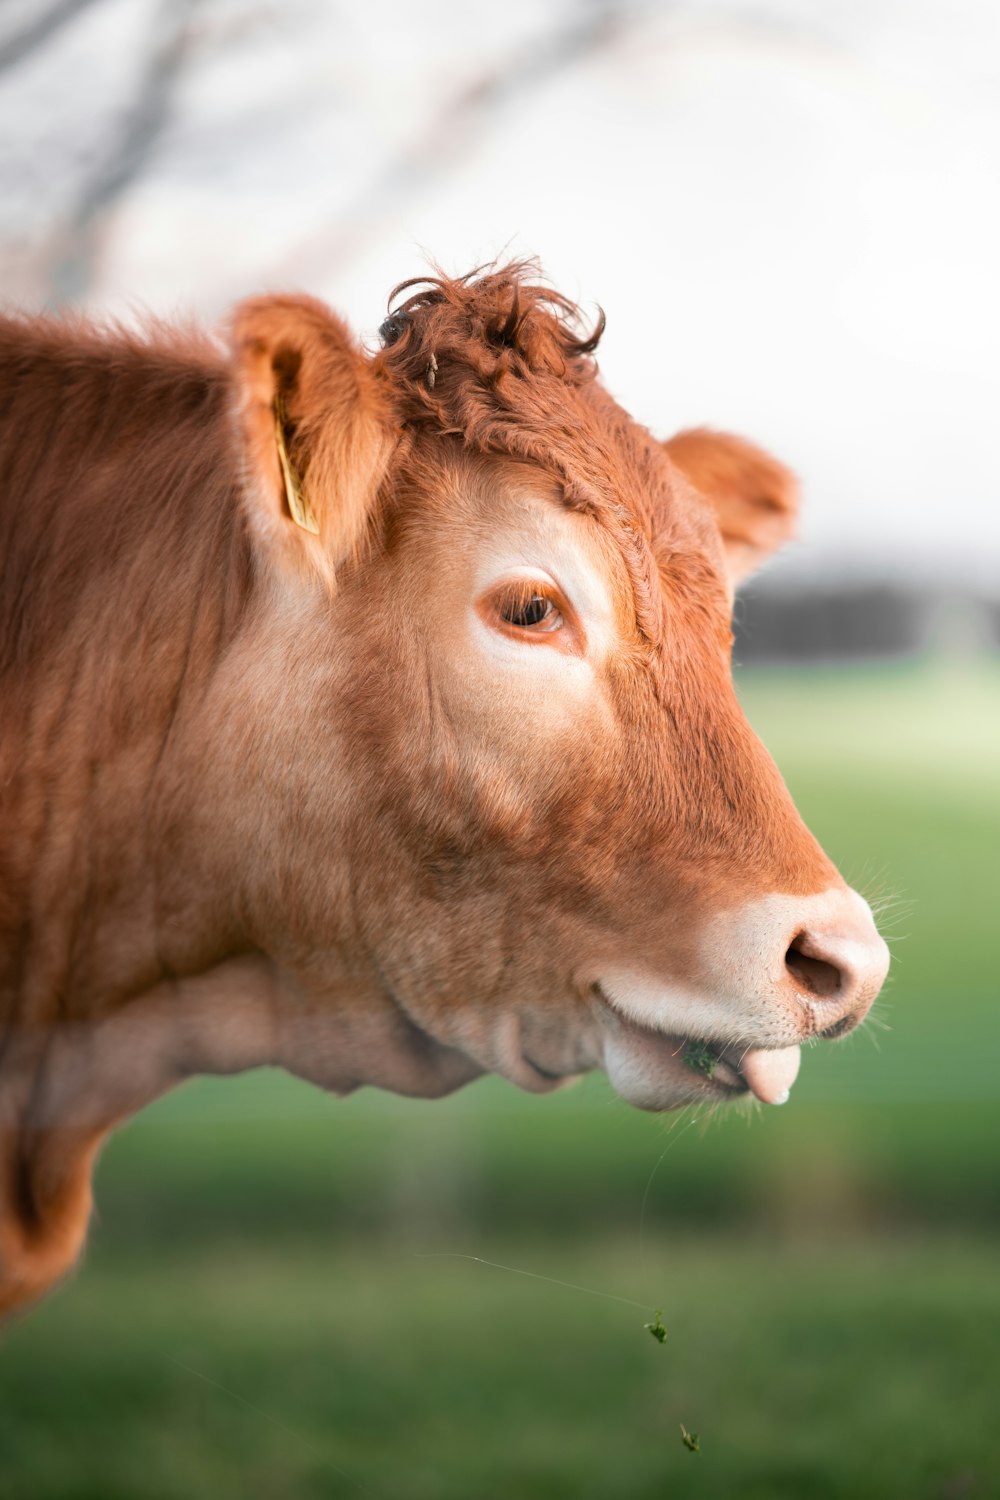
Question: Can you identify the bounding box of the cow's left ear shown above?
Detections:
[663,427,799,590]
[231,294,391,589]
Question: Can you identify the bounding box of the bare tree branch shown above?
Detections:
[286,0,659,288]
[0,0,104,76]
[48,0,203,301]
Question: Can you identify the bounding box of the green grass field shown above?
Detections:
[1,660,998,1499]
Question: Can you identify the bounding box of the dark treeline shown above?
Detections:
[733,583,998,665]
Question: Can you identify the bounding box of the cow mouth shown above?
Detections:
[592,988,802,1108]
[676,1039,748,1094]
[675,1038,801,1104]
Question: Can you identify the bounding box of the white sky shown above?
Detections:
[1,0,998,584]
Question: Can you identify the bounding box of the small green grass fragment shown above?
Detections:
[683,1041,718,1080]
[680,1424,701,1454]
[644,1309,667,1344]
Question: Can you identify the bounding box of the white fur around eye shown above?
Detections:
[470,568,583,674]
[471,509,618,666]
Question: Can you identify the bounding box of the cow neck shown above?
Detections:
[0,330,260,1039]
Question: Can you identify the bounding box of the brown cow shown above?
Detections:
[0,264,888,1319]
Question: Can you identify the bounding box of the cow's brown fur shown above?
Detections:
[0,264,881,1319]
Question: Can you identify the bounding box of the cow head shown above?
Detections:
[229,264,888,1114]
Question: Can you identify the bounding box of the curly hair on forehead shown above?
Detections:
[372,260,620,504]
[371,263,666,645]
[378,259,605,382]
[373,261,607,437]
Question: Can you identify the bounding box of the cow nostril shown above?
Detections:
[785,934,842,1000]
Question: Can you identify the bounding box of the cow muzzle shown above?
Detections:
[594,886,889,1111]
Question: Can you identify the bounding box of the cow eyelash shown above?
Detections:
[494,582,563,633]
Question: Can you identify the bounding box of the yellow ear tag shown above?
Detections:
[274,392,320,535]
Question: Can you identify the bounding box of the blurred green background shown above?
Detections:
[1,661,997,1500]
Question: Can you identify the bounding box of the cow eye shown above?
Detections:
[477,575,583,654]
[501,592,560,631]
[489,581,565,636]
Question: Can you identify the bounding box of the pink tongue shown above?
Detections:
[738,1046,801,1105]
